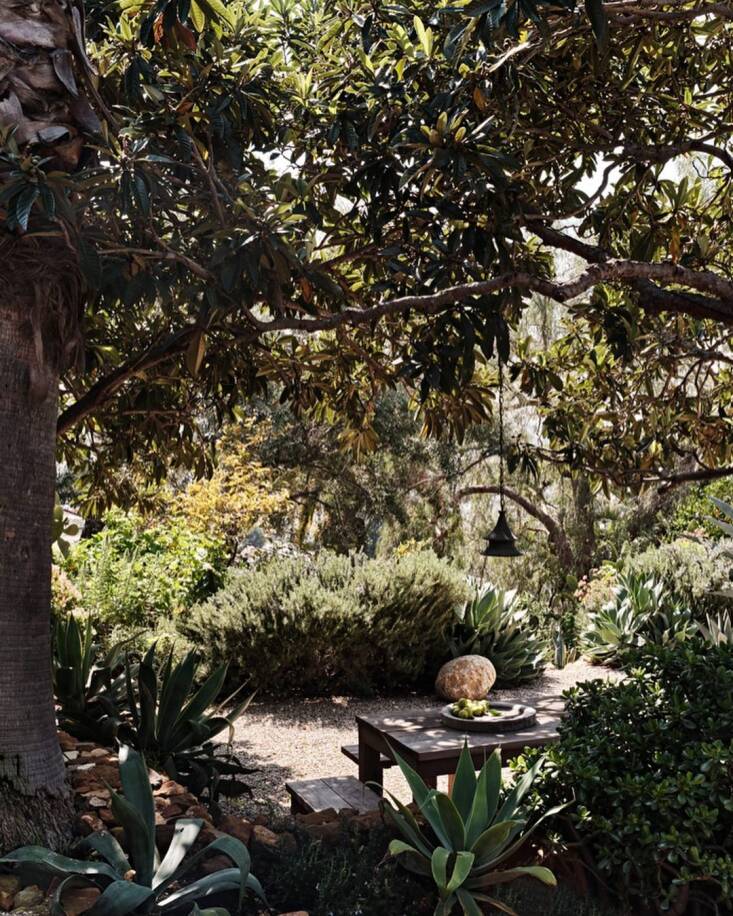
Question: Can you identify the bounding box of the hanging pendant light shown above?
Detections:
[482,356,522,558]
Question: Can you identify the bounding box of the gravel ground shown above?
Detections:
[229,660,620,821]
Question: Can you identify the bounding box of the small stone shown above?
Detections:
[76,814,103,836]
[154,780,186,797]
[435,655,497,701]
[0,879,20,896]
[253,814,269,826]
[58,731,78,751]
[302,821,342,844]
[98,808,115,825]
[63,751,79,761]
[279,911,309,915]
[161,803,185,821]
[216,814,252,846]
[295,809,338,827]
[251,825,279,851]
[0,892,14,912]
[87,796,109,809]
[13,885,44,909]
[184,805,210,820]
[89,748,108,758]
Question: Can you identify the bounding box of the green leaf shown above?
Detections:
[447,851,475,894]
[451,742,477,823]
[434,794,466,852]
[153,819,203,889]
[0,848,119,882]
[431,846,450,892]
[74,833,130,875]
[85,880,155,916]
[466,751,501,847]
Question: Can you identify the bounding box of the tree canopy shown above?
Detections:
[4,0,733,501]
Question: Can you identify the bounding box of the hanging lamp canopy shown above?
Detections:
[481,509,522,558]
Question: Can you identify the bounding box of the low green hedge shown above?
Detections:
[517,642,733,913]
[179,550,469,695]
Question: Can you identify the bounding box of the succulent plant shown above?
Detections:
[448,585,546,685]
[582,572,698,666]
[0,746,265,915]
[384,742,563,916]
[53,614,130,743]
[119,643,255,803]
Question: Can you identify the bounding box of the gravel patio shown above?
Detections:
[229,660,620,820]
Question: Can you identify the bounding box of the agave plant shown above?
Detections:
[0,746,265,915]
[583,572,697,666]
[119,644,254,802]
[384,743,563,916]
[448,584,546,685]
[699,610,733,645]
[53,615,130,743]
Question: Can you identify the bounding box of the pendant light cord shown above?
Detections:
[498,356,505,513]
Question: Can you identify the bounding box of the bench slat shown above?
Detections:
[340,744,394,768]
[286,775,381,815]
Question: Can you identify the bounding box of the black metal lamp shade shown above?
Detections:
[481,509,522,558]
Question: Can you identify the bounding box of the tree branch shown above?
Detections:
[457,483,575,568]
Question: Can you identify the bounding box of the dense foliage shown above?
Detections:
[517,643,733,913]
[180,550,469,694]
[65,509,228,629]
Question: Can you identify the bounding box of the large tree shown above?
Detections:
[3,0,733,845]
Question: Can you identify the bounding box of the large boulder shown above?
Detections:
[435,655,496,701]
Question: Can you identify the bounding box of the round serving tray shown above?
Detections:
[440,701,537,732]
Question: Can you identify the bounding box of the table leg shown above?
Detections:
[358,731,383,796]
[424,774,438,790]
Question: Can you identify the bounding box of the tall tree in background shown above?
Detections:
[3,0,733,846]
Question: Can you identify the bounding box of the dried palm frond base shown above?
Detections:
[0,232,83,395]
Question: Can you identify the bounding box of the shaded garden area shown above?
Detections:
[3,0,733,914]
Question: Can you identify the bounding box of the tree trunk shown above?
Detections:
[0,294,73,853]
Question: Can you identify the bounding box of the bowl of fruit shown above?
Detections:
[440,697,537,732]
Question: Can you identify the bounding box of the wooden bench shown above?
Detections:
[286,775,382,815]
[340,744,394,769]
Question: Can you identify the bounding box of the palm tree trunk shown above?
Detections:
[0,290,74,853]
[0,0,94,852]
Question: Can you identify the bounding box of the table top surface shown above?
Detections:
[356,695,564,762]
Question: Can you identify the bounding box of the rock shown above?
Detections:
[251,825,279,852]
[76,814,103,836]
[350,809,383,831]
[89,748,108,759]
[216,815,253,846]
[301,821,342,845]
[279,911,309,915]
[435,655,496,701]
[253,814,269,826]
[58,731,77,751]
[160,803,185,821]
[0,878,19,913]
[184,805,211,820]
[13,886,44,909]
[295,810,338,827]
[154,780,187,797]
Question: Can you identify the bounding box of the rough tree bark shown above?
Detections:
[0,266,75,852]
[0,0,94,851]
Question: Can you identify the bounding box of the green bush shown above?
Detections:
[516,642,733,913]
[180,550,469,695]
[66,509,228,629]
[666,477,733,538]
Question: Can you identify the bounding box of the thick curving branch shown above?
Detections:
[457,483,575,569]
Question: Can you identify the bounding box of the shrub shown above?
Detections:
[180,550,469,695]
[515,642,733,913]
[448,584,547,685]
[66,509,228,629]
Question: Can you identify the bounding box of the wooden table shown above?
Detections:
[356,695,564,792]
